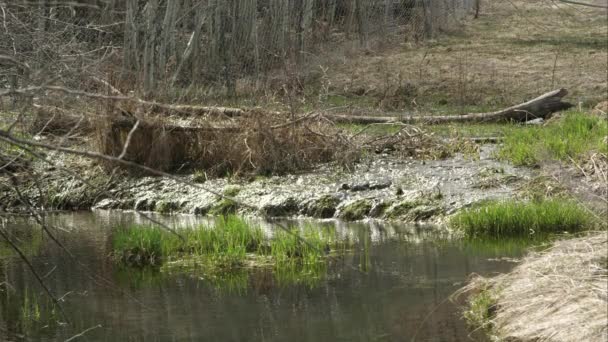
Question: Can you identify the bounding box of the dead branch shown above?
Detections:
[326,89,573,125]
[558,0,608,9]
[1,85,247,117]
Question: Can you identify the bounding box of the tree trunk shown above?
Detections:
[158,0,180,80]
[122,0,139,80]
[143,0,159,96]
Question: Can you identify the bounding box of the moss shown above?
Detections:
[406,205,443,221]
[339,200,373,221]
[155,201,179,214]
[308,195,341,218]
[369,201,391,218]
[209,199,238,216]
[261,198,299,217]
[383,190,447,220]
[223,186,241,197]
[384,199,425,220]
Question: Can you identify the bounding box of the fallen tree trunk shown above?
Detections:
[326,89,573,125]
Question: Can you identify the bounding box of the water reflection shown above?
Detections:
[0,211,523,341]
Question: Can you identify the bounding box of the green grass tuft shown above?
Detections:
[112,225,182,267]
[112,217,346,288]
[499,112,608,166]
[463,287,497,332]
[451,199,591,239]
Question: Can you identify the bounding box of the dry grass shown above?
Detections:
[456,233,608,341]
[321,0,607,113]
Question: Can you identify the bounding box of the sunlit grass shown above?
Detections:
[112,217,348,287]
[498,111,608,166]
[450,199,591,239]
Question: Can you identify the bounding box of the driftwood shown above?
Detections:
[326,89,573,125]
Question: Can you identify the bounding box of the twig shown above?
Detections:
[64,324,102,342]
[118,120,140,159]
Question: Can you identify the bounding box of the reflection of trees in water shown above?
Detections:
[0,213,522,341]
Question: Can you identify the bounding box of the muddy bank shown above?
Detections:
[1,145,532,222]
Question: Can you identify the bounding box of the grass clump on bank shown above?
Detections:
[450,199,591,239]
[499,112,607,166]
[462,285,497,333]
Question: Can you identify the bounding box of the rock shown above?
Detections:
[525,118,544,125]
[341,181,391,192]
[369,181,392,190]
[350,183,370,192]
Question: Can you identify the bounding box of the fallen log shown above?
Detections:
[326,89,573,125]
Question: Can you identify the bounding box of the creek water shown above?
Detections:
[0,211,525,341]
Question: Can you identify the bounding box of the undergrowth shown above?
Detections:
[450,199,591,239]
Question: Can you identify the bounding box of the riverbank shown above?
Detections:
[0,143,532,223]
[457,232,608,341]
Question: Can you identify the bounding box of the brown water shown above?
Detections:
[0,211,525,341]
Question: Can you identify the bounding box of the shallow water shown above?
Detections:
[0,211,525,341]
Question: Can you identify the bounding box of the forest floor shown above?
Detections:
[217,0,607,117]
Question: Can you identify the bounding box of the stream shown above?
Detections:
[0,211,525,341]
